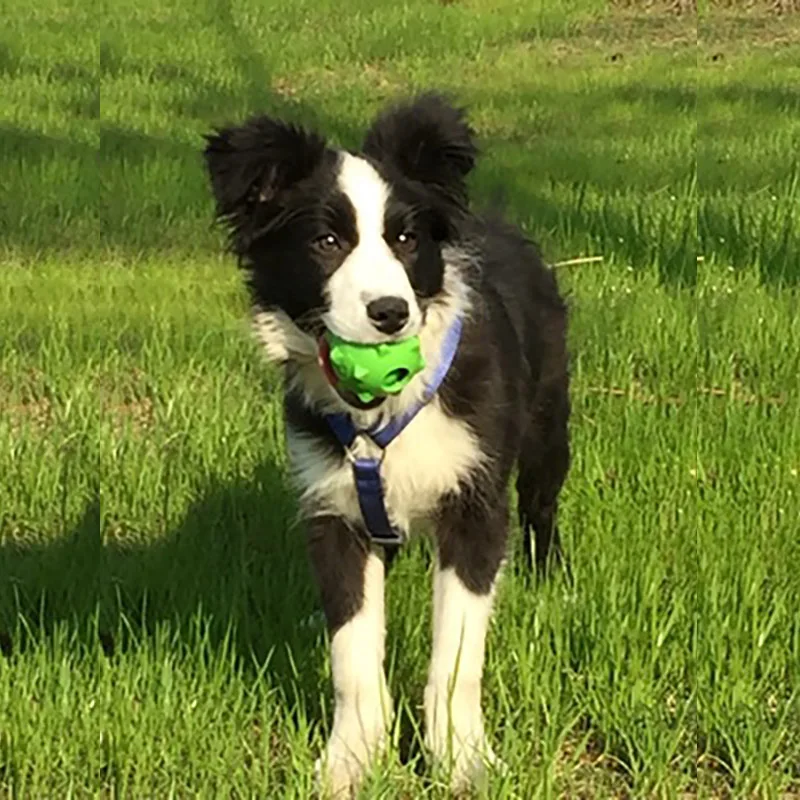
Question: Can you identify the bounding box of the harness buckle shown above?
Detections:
[342,432,386,466]
[371,527,405,549]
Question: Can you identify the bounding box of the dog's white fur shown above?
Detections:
[288,395,483,532]
[323,154,422,344]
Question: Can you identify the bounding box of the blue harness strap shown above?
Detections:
[324,316,463,548]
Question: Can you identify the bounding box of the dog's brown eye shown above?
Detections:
[315,233,340,253]
[396,231,417,250]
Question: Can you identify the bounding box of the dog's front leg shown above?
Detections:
[425,502,506,791]
[308,516,391,797]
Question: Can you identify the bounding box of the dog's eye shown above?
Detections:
[396,231,417,250]
[314,233,341,253]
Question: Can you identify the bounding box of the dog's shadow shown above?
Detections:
[107,457,334,713]
[0,455,332,711]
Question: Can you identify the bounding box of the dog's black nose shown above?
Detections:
[366,297,410,335]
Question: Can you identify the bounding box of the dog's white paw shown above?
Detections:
[314,743,365,799]
[430,734,500,792]
[424,682,501,791]
[314,719,387,798]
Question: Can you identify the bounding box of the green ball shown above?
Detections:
[326,332,425,404]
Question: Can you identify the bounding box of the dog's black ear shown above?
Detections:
[203,116,326,245]
[362,93,477,204]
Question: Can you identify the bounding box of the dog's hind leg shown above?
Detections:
[516,391,570,577]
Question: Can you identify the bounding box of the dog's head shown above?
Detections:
[204,94,477,360]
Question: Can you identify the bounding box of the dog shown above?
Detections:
[203,93,570,796]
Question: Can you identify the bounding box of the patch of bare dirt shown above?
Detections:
[555,732,635,798]
[104,398,155,433]
[701,0,800,45]
[614,0,800,11]
[3,398,53,431]
[271,76,300,99]
[577,9,696,48]
[701,15,800,46]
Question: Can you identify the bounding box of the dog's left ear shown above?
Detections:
[362,93,477,206]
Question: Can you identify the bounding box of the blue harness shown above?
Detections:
[324,316,463,548]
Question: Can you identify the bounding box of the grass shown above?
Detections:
[1,0,799,797]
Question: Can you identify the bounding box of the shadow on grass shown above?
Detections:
[1,66,716,282]
[2,117,696,282]
[109,458,321,672]
[0,457,331,716]
[4,0,795,282]
[0,459,436,767]
[0,499,103,649]
[700,84,800,115]
[5,0,364,256]
[473,158,697,286]
[0,126,96,163]
[1,64,768,284]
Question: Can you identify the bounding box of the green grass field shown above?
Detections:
[1,1,799,797]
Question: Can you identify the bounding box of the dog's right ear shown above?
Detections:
[203,117,326,246]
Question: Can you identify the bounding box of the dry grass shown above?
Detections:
[706,0,800,11]
[609,0,697,13]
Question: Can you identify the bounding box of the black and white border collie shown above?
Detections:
[204,93,570,796]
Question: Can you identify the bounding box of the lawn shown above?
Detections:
[1,1,799,797]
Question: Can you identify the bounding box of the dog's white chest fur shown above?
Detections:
[287,399,483,533]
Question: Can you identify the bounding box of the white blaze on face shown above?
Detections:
[323,153,421,343]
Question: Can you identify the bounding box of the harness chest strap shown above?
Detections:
[324,316,464,548]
